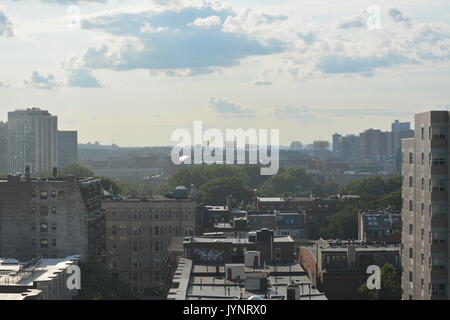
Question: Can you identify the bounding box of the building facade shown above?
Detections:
[0,175,105,262]
[0,122,7,174]
[102,196,199,298]
[7,108,58,174]
[402,111,450,300]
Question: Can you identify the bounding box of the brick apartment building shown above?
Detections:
[0,174,105,262]
[299,239,401,300]
[358,210,402,243]
[102,190,200,298]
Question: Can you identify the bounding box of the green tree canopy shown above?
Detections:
[197,176,254,206]
[75,261,134,300]
[259,167,313,196]
[60,164,94,178]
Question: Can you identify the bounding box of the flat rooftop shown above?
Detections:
[185,236,294,244]
[168,259,327,301]
[0,256,80,287]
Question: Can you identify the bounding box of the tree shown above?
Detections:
[75,261,134,300]
[60,164,94,177]
[358,263,402,300]
[96,177,121,195]
[319,204,359,239]
[197,176,254,206]
[259,167,313,196]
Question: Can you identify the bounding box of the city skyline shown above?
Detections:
[1,0,450,146]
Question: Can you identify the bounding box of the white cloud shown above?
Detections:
[24,71,61,90]
[0,7,13,37]
[188,15,221,28]
[209,97,256,119]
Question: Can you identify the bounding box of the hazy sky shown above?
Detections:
[1,0,449,146]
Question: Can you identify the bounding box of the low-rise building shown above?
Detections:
[358,210,402,243]
[299,239,401,300]
[0,255,80,300]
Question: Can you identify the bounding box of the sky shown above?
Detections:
[0,0,449,146]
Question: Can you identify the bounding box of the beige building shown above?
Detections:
[402,111,449,300]
[103,195,199,298]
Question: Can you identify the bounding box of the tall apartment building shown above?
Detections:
[0,174,105,262]
[102,192,200,298]
[57,131,78,169]
[0,122,7,173]
[7,108,58,174]
[402,111,449,300]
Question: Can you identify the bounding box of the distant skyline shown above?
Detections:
[1,0,449,146]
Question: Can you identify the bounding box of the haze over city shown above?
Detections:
[1,0,450,146]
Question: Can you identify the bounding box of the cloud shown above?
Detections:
[253,80,272,86]
[274,105,314,120]
[76,3,285,75]
[388,8,412,27]
[209,97,256,119]
[0,7,13,37]
[67,67,103,88]
[336,15,365,29]
[316,53,418,75]
[24,71,60,90]
[188,15,221,28]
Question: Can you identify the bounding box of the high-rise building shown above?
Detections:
[402,111,449,300]
[58,131,78,169]
[7,108,58,174]
[0,122,7,173]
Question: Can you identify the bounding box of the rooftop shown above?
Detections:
[168,259,326,301]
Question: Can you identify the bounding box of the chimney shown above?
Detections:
[52,167,58,178]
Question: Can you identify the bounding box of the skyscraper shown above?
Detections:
[402,111,449,300]
[0,122,7,173]
[58,131,78,169]
[7,108,58,174]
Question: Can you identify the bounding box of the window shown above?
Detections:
[40,223,48,232]
[52,207,56,214]
[431,178,447,192]
[409,247,413,259]
[421,153,425,165]
[32,239,37,246]
[31,191,36,198]
[52,223,57,231]
[431,127,447,140]
[431,153,447,166]
[40,207,48,215]
[409,176,413,188]
[40,191,48,199]
[409,271,413,282]
[421,178,425,190]
[58,191,65,200]
[40,239,48,248]
[421,203,425,216]
[421,228,424,241]
[52,239,56,247]
[31,207,36,213]
[409,200,414,211]
[421,253,424,265]
[432,284,447,296]
[409,153,414,164]
[421,127,425,140]
[409,224,413,235]
[51,191,56,198]
[112,225,117,235]
[31,223,36,230]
